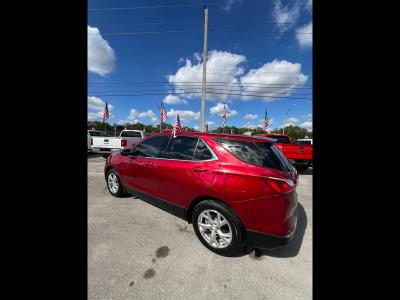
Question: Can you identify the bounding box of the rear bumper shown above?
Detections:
[245,212,297,251]
[92,147,121,154]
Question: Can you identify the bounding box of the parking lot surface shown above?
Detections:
[88,154,312,300]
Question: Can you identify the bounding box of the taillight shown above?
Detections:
[121,139,127,147]
[265,177,295,193]
[90,138,93,145]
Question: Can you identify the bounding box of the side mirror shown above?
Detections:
[121,148,130,156]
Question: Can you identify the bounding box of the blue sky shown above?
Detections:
[88,0,312,131]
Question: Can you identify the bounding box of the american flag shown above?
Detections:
[172,113,182,137]
[103,101,110,122]
[263,107,269,131]
[222,104,227,127]
[160,102,167,123]
[204,123,209,133]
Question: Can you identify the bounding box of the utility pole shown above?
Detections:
[200,5,208,132]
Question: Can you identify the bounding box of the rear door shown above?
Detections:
[154,136,220,208]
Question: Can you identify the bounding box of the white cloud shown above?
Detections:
[193,125,200,131]
[88,25,116,76]
[272,0,304,34]
[88,110,114,121]
[286,117,299,123]
[222,0,242,11]
[209,103,238,117]
[168,50,246,101]
[240,60,308,100]
[244,113,259,120]
[127,109,158,124]
[296,22,312,48]
[206,121,216,125]
[163,95,188,105]
[300,121,312,131]
[168,51,308,102]
[88,96,114,111]
[167,109,200,122]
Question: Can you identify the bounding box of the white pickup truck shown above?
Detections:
[90,130,149,157]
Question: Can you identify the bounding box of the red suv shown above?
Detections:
[104,132,298,256]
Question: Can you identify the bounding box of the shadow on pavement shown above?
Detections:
[301,167,313,175]
[253,203,308,258]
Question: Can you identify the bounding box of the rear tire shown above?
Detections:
[106,169,126,197]
[192,200,245,256]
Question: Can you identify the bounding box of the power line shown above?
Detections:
[88,3,220,11]
[88,3,311,11]
[88,29,311,36]
[88,81,312,87]
[88,88,312,96]
[88,91,312,100]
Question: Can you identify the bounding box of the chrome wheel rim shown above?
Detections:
[197,209,232,249]
[107,173,119,194]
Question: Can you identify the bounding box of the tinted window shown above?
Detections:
[134,136,168,158]
[89,131,107,137]
[267,136,291,144]
[120,131,142,137]
[160,136,198,160]
[294,140,311,145]
[213,138,293,172]
[193,139,213,161]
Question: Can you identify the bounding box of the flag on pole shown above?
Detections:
[160,102,167,123]
[204,123,209,133]
[172,113,182,137]
[222,103,227,127]
[103,101,110,122]
[263,107,269,131]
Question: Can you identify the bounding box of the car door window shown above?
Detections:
[193,139,214,161]
[134,136,168,158]
[160,136,198,160]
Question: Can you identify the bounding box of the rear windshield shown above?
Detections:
[266,136,291,144]
[89,131,107,137]
[213,138,293,173]
[120,131,142,137]
[294,140,311,145]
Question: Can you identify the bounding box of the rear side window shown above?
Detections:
[213,138,293,172]
[160,136,198,160]
[120,131,142,137]
[193,139,213,161]
[134,136,168,158]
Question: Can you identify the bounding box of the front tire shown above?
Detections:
[106,169,125,197]
[192,200,244,256]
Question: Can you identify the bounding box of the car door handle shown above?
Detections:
[192,167,207,172]
[145,162,154,167]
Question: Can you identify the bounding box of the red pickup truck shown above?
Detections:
[257,134,312,173]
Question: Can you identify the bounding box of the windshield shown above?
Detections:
[89,131,107,137]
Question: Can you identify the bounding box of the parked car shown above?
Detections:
[257,134,312,173]
[87,130,108,152]
[294,138,313,145]
[104,132,298,256]
[91,130,148,158]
